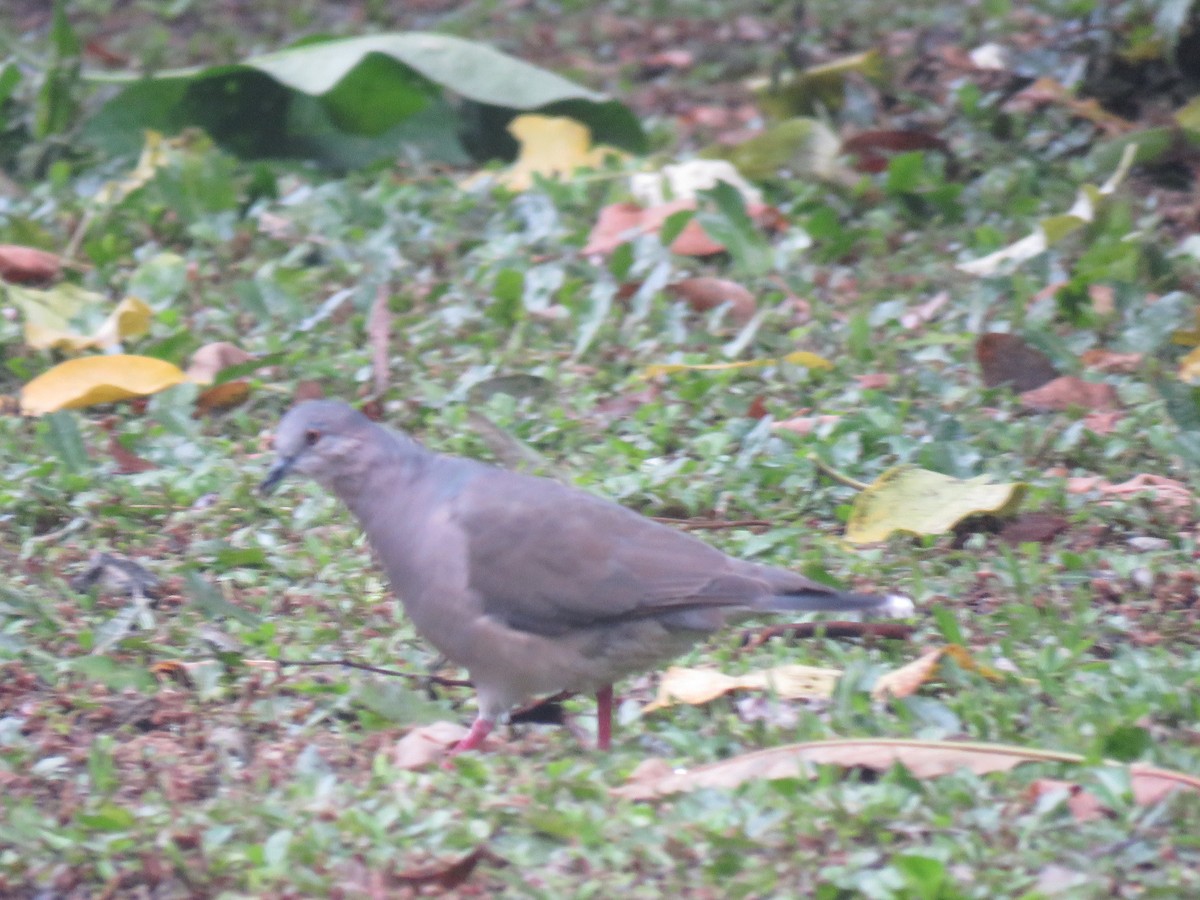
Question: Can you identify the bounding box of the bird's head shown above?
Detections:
[259,400,372,494]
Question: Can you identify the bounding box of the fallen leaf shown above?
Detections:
[975,333,1059,391]
[20,355,190,415]
[470,114,625,192]
[395,845,498,891]
[870,644,1009,700]
[368,284,392,397]
[293,380,325,403]
[845,465,1026,544]
[630,159,761,207]
[613,737,1200,801]
[582,202,647,255]
[1080,349,1142,374]
[1067,474,1193,508]
[708,117,849,184]
[186,342,253,384]
[644,663,841,712]
[855,373,892,390]
[1003,77,1135,137]
[9,284,152,351]
[1028,774,1182,823]
[1019,376,1119,412]
[842,129,952,174]
[1080,410,1124,434]
[999,513,1069,544]
[92,130,178,206]
[957,144,1136,276]
[900,291,949,329]
[668,277,756,323]
[751,51,885,120]
[392,722,470,769]
[583,199,786,257]
[645,350,832,378]
[194,381,252,414]
[0,245,61,283]
[108,435,157,473]
[1178,345,1200,383]
[771,414,840,435]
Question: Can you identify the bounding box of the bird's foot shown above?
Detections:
[441,716,494,770]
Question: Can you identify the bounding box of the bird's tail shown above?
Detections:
[764,590,915,617]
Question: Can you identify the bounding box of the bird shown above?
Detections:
[260,400,913,755]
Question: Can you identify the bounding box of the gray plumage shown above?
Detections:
[261,400,913,753]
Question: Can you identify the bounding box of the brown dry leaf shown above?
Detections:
[668,277,756,323]
[855,373,892,390]
[975,333,1059,391]
[0,244,61,283]
[1067,474,1193,509]
[1080,410,1124,435]
[1019,376,1119,412]
[293,380,325,403]
[583,199,786,257]
[613,737,1200,801]
[367,284,392,398]
[108,435,157,473]
[900,291,949,329]
[395,845,498,891]
[1003,77,1135,136]
[771,413,840,435]
[871,644,1008,700]
[842,129,952,174]
[1028,772,1188,823]
[999,513,1069,545]
[185,342,253,384]
[195,381,252,415]
[643,663,841,712]
[582,202,646,255]
[392,722,470,769]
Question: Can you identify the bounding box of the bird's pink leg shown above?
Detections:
[596,684,613,750]
[450,716,493,754]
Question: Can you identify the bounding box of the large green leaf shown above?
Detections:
[83,32,644,169]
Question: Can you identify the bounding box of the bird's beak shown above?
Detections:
[259,456,295,495]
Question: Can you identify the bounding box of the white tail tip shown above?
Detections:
[880,593,915,618]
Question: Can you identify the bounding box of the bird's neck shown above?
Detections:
[332,428,432,523]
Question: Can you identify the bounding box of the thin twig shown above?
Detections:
[652,517,773,531]
[275,657,472,687]
[809,455,870,491]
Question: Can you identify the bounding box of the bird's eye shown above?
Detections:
[304,428,321,446]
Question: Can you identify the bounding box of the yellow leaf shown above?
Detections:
[845,464,1026,544]
[644,663,841,712]
[93,130,174,207]
[468,114,626,191]
[870,644,1010,700]
[20,355,189,415]
[1178,346,1200,383]
[644,350,833,378]
[10,283,152,351]
[957,143,1136,276]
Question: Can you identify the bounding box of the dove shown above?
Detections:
[261,400,912,754]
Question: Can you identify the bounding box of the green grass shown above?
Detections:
[2,1,1200,896]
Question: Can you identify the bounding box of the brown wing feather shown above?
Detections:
[451,469,775,634]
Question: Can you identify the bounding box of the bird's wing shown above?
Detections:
[450,468,786,635]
